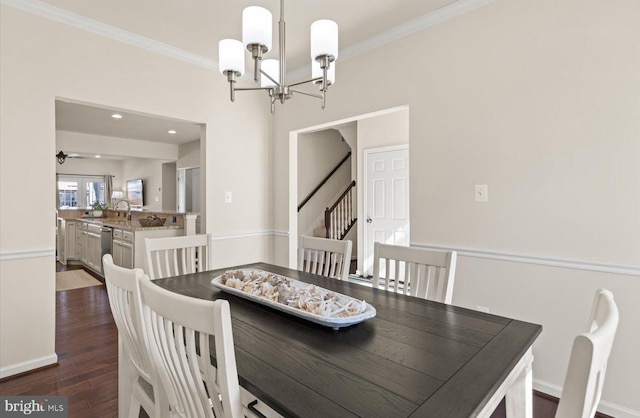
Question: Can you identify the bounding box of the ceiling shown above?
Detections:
[40,0,457,74]
[56,100,201,144]
[55,100,202,160]
[50,0,463,160]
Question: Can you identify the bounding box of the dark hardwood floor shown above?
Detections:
[0,262,583,418]
[0,275,118,416]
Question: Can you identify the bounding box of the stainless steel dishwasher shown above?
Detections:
[100,226,113,261]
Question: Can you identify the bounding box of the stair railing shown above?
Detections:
[324,180,356,240]
[298,152,351,212]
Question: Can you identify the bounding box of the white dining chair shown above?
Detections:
[298,235,353,281]
[137,277,243,418]
[372,243,457,304]
[102,254,167,418]
[555,289,619,418]
[144,234,212,280]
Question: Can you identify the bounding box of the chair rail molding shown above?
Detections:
[0,248,56,261]
[210,230,289,241]
[411,242,640,277]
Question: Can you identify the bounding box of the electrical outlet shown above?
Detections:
[224,191,232,203]
[476,305,490,313]
[474,184,488,202]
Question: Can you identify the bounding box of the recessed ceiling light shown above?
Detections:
[168,130,177,134]
[95,155,101,158]
[111,114,123,119]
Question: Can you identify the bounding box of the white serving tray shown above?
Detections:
[211,269,376,330]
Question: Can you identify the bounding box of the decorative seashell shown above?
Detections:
[220,269,368,318]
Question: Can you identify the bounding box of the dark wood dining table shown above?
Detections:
[137,262,542,418]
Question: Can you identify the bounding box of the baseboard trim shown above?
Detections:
[411,242,640,277]
[0,248,56,261]
[534,379,639,418]
[0,354,58,379]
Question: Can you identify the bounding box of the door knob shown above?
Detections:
[366,218,372,223]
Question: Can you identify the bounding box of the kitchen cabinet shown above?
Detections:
[72,218,182,275]
[56,218,66,264]
[86,224,102,273]
[77,222,87,264]
[112,229,134,269]
[65,221,76,260]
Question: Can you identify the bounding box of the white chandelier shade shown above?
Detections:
[310,20,339,60]
[261,59,280,88]
[242,6,273,52]
[218,39,245,75]
[218,0,338,113]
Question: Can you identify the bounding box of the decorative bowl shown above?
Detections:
[138,217,166,227]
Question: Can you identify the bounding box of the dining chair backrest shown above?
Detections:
[298,236,353,281]
[137,278,243,418]
[102,254,163,418]
[555,289,619,418]
[145,234,212,280]
[372,243,457,304]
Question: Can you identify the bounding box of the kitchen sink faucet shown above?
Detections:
[114,199,132,221]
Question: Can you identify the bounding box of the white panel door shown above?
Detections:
[364,146,410,276]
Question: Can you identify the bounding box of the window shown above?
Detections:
[57,175,105,209]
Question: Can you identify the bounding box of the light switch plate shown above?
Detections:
[224,191,232,203]
[474,185,488,202]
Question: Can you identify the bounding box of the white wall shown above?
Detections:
[356,109,410,273]
[56,157,124,192]
[271,0,640,415]
[121,158,167,211]
[297,129,351,237]
[337,123,358,181]
[0,4,271,378]
[162,162,177,211]
[57,130,179,160]
[178,139,200,169]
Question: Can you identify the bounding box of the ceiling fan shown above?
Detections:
[56,151,89,164]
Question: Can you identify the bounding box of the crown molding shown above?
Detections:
[2,0,494,79]
[0,0,217,70]
[288,0,496,81]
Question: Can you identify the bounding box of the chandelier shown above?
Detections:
[218,0,338,113]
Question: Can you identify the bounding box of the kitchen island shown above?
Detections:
[56,209,198,274]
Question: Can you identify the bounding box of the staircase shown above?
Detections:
[322,180,356,240]
[298,150,356,242]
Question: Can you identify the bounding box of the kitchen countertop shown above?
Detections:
[76,217,183,232]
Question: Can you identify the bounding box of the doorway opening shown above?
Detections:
[54,98,205,274]
[177,167,202,233]
[289,106,410,278]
